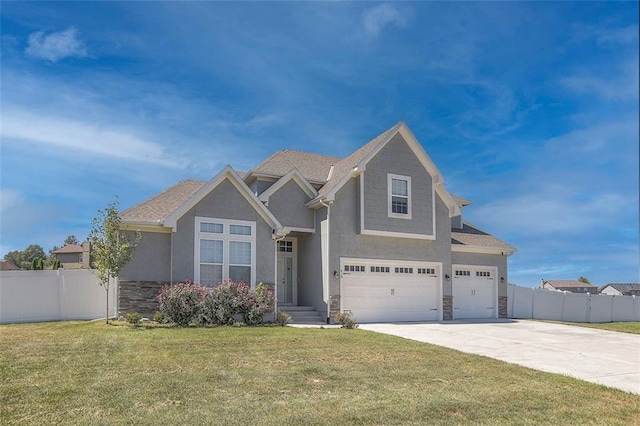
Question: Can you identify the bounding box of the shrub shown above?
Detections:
[125,312,141,326]
[157,281,207,326]
[153,311,164,323]
[243,282,275,325]
[199,280,275,326]
[336,311,358,329]
[276,311,291,327]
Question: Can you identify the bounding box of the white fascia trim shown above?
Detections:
[120,222,172,233]
[451,245,513,255]
[360,229,436,240]
[435,184,461,218]
[164,165,283,231]
[283,226,315,234]
[258,168,318,202]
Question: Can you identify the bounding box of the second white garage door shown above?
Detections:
[452,265,497,319]
[341,258,441,323]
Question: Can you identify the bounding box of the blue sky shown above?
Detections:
[1,1,638,287]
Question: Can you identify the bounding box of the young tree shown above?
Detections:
[89,199,141,324]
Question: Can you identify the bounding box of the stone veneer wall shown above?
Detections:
[498,296,508,318]
[119,281,167,318]
[442,296,453,320]
[329,295,340,324]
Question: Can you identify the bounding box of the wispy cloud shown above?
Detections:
[362,4,408,37]
[1,108,184,168]
[25,27,87,62]
[561,58,639,102]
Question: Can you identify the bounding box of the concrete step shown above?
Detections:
[278,305,325,324]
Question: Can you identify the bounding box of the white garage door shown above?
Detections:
[452,265,497,319]
[341,258,441,323]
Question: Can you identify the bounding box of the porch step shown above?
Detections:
[278,305,325,324]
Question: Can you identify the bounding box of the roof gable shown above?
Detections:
[163,166,283,231]
[312,121,460,217]
[258,168,318,203]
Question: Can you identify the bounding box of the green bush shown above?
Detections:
[199,280,275,326]
[125,312,142,326]
[157,281,207,326]
[276,311,291,327]
[153,311,164,323]
[336,311,358,329]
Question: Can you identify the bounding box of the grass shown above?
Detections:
[539,321,640,335]
[1,321,638,425]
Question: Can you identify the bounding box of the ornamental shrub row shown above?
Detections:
[157,280,274,327]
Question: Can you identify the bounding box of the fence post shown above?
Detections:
[586,293,591,323]
[57,269,65,320]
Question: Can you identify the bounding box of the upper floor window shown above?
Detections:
[388,174,412,219]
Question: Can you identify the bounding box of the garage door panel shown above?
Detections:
[452,266,497,319]
[341,259,441,323]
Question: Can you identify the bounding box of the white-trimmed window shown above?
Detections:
[388,174,411,219]
[195,217,256,287]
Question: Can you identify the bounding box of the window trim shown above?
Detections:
[194,217,256,287]
[387,173,412,219]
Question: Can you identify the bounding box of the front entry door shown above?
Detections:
[277,239,296,305]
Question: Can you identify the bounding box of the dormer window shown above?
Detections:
[388,174,412,219]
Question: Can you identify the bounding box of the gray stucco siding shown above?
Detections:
[451,252,508,297]
[57,253,81,264]
[171,178,275,285]
[120,231,171,282]
[297,207,327,316]
[362,133,434,235]
[329,178,452,297]
[266,180,314,230]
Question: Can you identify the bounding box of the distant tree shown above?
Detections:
[3,245,47,269]
[89,199,141,324]
[578,276,591,285]
[64,235,79,246]
[30,258,44,270]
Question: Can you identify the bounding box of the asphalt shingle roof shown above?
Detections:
[544,280,597,288]
[451,222,516,253]
[601,283,640,292]
[53,244,83,254]
[252,150,341,183]
[120,179,206,223]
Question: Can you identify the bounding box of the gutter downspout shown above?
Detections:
[319,199,332,324]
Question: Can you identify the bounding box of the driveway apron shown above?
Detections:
[360,319,640,394]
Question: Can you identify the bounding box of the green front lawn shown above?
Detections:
[1,321,638,425]
[540,321,640,335]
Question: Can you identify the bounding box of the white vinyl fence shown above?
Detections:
[508,284,640,323]
[0,269,117,324]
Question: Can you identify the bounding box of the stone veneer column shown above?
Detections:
[329,295,340,324]
[498,296,508,318]
[442,296,453,320]
[118,281,167,318]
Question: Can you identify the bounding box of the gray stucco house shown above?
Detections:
[119,121,516,322]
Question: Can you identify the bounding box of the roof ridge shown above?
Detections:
[120,179,206,217]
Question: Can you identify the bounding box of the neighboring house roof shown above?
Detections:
[543,280,597,289]
[451,222,516,255]
[249,149,340,184]
[600,283,640,293]
[0,260,20,271]
[53,244,83,254]
[121,179,206,223]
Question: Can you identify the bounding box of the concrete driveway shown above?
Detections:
[360,319,640,394]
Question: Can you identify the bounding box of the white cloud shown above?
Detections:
[0,189,21,215]
[596,24,639,46]
[1,108,185,168]
[362,4,407,37]
[25,27,87,62]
